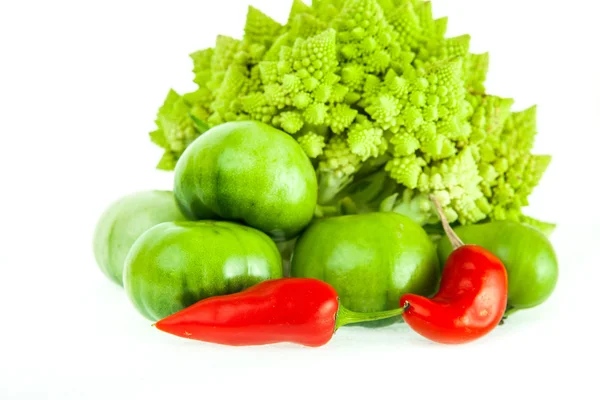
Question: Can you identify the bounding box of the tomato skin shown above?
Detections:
[401,245,508,344]
[174,121,318,242]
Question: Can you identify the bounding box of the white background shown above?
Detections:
[1,0,599,399]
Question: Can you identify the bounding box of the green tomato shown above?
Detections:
[437,221,558,310]
[290,212,439,325]
[93,190,186,286]
[174,121,318,242]
[123,220,283,321]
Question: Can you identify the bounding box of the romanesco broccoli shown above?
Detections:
[150,0,552,230]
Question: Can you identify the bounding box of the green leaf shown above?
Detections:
[156,151,177,171]
[189,114,210,133]
[149,129,167,148]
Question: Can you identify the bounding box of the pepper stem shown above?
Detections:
[335,302,409,330]
[314,204,339,218]
[429,195,464,250]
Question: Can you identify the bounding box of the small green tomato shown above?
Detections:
[290,212,440,325]
[174,121,318,241]
[123,221,283,321]
[437,221,558,311]
[93,190,186,286]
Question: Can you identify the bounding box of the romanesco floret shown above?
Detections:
[477,106,552,222]
[317,135,362,203]
[297,131,327,158]
[150,0,552,229]
[150,90,203,170]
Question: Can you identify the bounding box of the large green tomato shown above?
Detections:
[290,213,439,325]
[93,190,186,286]
[123,221,283,321]
[437,221,558,311]
[174,121,317,242]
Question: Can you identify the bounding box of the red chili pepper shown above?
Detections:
[155,278,408,347]
[400,196,508,344]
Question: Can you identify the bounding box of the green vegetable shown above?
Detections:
[93,191,186,285]
[150,0,552,230]
[123,221,283,321]
[437,221,558,312]
[174,121,317,241]
[290,212,439,325]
